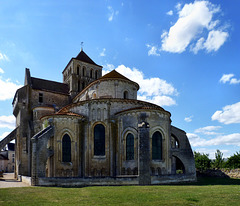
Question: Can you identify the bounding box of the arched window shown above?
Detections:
[152,131,162,160]
[62,134,71,162]
[82,67,86,76]
[77,65,80,75]
[94,124,105,156]
[126,133,134,160]
[95,70,98,79]
[82,81,85,90]
[90,69,93,78]
[123,91,128,99]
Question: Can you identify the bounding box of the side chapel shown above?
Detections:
[1,49,196,186]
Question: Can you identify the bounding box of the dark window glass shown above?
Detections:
[62,134,71,162]
[126,133,134,160]
[90,69,93,78]
[123,91,128,99]
[39,93,43,103]
[152,131,162,160]
[77,66,80,75]
[94,124,105,156]
[95,71,98,79]
[82,67,86,76]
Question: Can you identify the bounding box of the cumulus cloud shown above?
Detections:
[184,116,193,122]
[194,148,230,159]
[166,10,173,16]
[0,115,15,129]
[0,52,9,61]
[107,6,119,22]
[100,48,106,57]
[212,102,240,124]
[0,68,4,74]
[0,77,22,101]
[103,64,178,106]
[160,1,229,54]
[194,125,222,135]
[187,132,240,147]
[146,44,160,56]
[220,74,240,84]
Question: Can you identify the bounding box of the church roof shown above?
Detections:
[74,50,100,66]
[31,77,69,95]
[99,70,140,89]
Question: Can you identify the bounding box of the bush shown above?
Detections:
[194,151,212,172]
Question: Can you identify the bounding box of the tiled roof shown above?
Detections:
[99,70,131,81]
[74,50,101,67]
[31,77,69,95]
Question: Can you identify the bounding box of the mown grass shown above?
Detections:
[0,177,240,205]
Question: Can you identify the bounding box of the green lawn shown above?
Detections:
[1,178,240,205]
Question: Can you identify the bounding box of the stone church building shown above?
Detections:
[1,50,196,186]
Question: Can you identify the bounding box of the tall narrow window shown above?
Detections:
[82,81,85,90]
[123,91,128,99]
[152,131,162,160]
[62,134,71,162]
[95,70,98,79]
[94,124,105,156]
[82,67,86,76]
[77,66,80,75]
[126,133,134,160]
[90,69,93,78]
[39,93,43,103]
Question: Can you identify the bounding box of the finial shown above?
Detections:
[81,42,84,51]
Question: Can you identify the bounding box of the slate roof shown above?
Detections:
[31,77,69,95]
[75,50,101,66]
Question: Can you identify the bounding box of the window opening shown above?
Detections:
[126,133,134,160]
[152,131,162,160]
[39,93,43,103]
[62,134,71,162]
[94,124,105,156]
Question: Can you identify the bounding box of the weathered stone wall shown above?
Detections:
[76,79,138,101]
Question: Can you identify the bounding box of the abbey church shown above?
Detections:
[1,50,196,186]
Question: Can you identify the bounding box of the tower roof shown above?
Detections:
[74,50,100,66]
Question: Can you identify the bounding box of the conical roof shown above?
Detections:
[99,70,139,89]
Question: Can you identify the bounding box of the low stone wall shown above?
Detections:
[22,176,32,185]
[221,169,240,179]
[36,174,196,186]
[197,169,240,179]
[38,176,139,187]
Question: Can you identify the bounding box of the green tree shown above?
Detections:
[213,149,224,169]
[194,151,211,172]
[226,152,240,169]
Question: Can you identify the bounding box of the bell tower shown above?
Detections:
[62,49,103,99]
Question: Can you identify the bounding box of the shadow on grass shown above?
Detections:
[187,177,240,186]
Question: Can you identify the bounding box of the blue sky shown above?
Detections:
[0,0,239,159]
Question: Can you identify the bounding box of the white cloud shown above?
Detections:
[204,30,228,52]
[0,52,9,61]
[220,74,240,84]
[0,131,10,141]
[146,44,160,56]
[187,132,240,147]
[166,10,173,16]
[107,6,119,22]
[103,64,178,106]
[194,125,222,135]
[212,102,240,124]
[0,115,15,129]
[0,77,22,101]
[175,3,182,11]
[100,48,106,57]
[160,1,229,54]
[184,116,193,122]
[194,148,230,159]
[0,68,4,74]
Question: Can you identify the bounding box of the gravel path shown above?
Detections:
[0,173,30,188]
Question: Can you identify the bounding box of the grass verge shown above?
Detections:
[0,177,240,205]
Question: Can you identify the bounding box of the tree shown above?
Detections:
[226,152,240,169]
[213,149,224,169]
[194,151,211,172]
